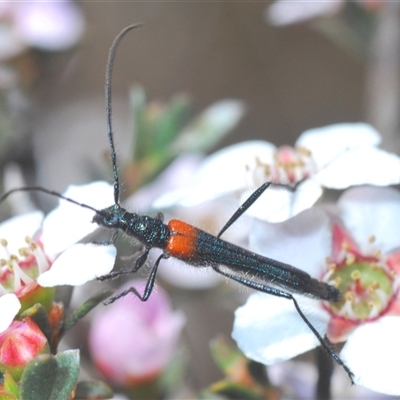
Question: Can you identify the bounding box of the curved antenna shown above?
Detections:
[0,187,102,215]
[105,23,143,206]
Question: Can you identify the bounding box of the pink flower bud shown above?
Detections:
[0,317,49,381]
[89,280,185,386]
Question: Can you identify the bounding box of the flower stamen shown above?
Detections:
[350,270,361,280]
[295,146,312,157]
[10,256,34,290]
[1,239,10,258]
[368,235,376,243]
[368,302,380,319]
[374,249,382,258]
[31,246,50,275]
[18,247,30,258]
[333,276,342,288]
[337,294,357,319]
[326,231,395,324]
[346,254,356,266]
[328,263,337,271]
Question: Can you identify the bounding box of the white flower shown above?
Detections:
[232,186,400,395]
[154,123,400,222]
[266,1,342,26]
[265,0,383,27]
[0,1,85,59]
[0,293,21,333]
[0,182,116,333]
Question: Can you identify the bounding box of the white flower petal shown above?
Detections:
[197,140,276,193]
[315,147,400,189]
[37,243,116,286]
[249,207,331,277]
[242,179,323,222]
[198,100,246,134]
[134,153,202,210]
[296,123,381,170]
[155,141,276,208]
[241,187,294,222]
[0,293,21,333]
[233,293,330,364]
[154,186,220,209]
[267,0,342,26]
[15,2,85,51]
[0,211,43,258]
[341,316,400,395]
[338,186,400,254]
[41,182,113,257]
[173,100,246,152]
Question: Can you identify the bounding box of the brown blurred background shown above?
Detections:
[31,3,365,194]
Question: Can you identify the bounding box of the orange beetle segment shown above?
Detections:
[166,220,198,258]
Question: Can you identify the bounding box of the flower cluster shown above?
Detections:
[155,122,400,396]
[0,181,116,332]
[1,120,400,397]
[0,182,117,397]
[156,123,400,222]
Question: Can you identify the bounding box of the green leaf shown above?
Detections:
[151,95,191,154]
[210,336,242,374]
[196,389,222,400]
[19,350,80,400]
[171,100,246,155]
[130,86,191,162]
[20,304,52,348]
[74,380,113,399]
[209,381,263,400]
[18,287,56,316]
[0,390,18,400]
[61,290,113,337]
[2,372,19,399]
[125,86,245,196]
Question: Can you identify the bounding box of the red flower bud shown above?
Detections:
[0,317,49,381]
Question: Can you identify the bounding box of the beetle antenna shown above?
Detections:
[105,23,143,206]
[0,187,102,215]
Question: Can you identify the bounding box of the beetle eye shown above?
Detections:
[104,214,119,226]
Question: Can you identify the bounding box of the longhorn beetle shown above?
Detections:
[0,25,354,383]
